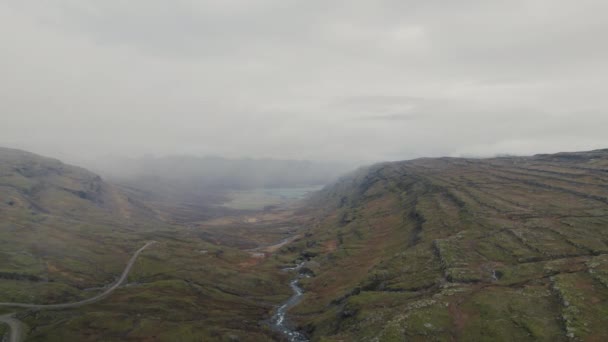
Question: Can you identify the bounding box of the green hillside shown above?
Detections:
[280,149,608,341]
[0,148,292,341]
[3,147,608,341]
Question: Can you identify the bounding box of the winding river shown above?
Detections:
[270,263,309,342]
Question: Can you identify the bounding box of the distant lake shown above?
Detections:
[220,186,324,210]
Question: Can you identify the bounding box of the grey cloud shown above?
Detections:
[333,95,424,107]
[0,0,607,166]
[359,113,422,121]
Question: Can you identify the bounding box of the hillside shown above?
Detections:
[0,148,300,341]
[0,148,143,219]
[0,147,157,292]
[281,149,608,341]
[3,147,608,341]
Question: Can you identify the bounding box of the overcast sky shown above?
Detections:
[1,0,607,164]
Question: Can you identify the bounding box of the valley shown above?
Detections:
[4,1,608,340]
[0,148,313,341]
[1,147,608,341]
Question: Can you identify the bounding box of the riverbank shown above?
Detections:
[270,263,309,342]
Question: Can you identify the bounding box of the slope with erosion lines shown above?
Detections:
[283,149,608,341]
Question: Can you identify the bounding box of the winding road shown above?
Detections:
[0,313,24,342]
[0,241,156,342]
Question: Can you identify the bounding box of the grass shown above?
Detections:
[0,148,295,341]
[551,271,608,340]
[3,147,608,341]
[10,233,292,341]
[288,149,608,341]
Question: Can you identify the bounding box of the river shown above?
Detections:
[270,263,309,342]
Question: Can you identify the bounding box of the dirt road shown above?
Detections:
[0,241,156,342]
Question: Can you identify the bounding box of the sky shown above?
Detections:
[1,0,608,164]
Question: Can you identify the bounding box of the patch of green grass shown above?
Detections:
[551,271,608,340]
[0,324,7,340]
[0,280,83,303]
[587,254,608,287]
[460,286,565,341]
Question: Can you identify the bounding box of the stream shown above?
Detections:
[270,263,309,342]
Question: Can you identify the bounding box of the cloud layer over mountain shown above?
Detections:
[2,1,607,162]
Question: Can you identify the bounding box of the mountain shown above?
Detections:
[0,148,159,312]
[0,147,296,341]
[3,147,608,341]
[0,147,156,222]
[284,149,608,341]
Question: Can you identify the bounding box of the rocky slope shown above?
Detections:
[285,149,608,341]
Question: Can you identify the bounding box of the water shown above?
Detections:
[270,263,309,342]
[262,186,324,200]
[222,186,323,210]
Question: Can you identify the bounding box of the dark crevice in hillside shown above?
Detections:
[544,227,600,255]
[13,165,63,179]
[494,229,545,261]
[0,272,44,282]
[348,167,391,205]
[515,252,608,266]
[407,207,426,247]
[556,214,608,219]
[563,165,608,175]
[495,269,585,290]
[491,174,608,205]
[489,168,608,197]
[510,165,608,185]
[468,186,537,212]
[432,240,451,283]
[450,186,514,215]
[391,175,437,247]
[385,281,440,293]
[443,188,467,210]
[0,184,50,214]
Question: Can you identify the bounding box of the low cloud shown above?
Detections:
[1,0,607,164]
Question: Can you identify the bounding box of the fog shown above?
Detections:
[90,154,353,194]
[1,1,608,166]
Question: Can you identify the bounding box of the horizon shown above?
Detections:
[2,144,608,173]
[5,143,608,165]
